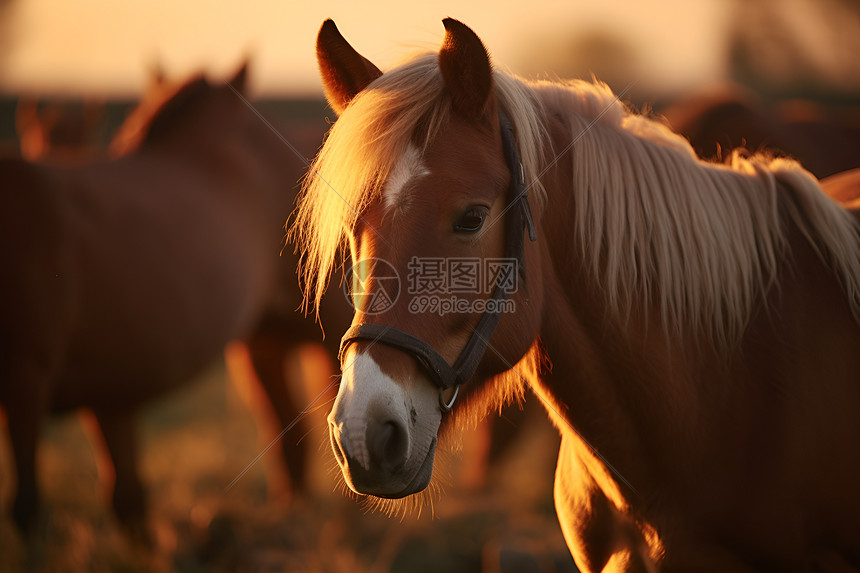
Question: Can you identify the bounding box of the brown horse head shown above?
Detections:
[301,19,544,500]
[109,61,250,157]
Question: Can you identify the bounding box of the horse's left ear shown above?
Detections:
[438,18,493,121]
[229,60,250,93]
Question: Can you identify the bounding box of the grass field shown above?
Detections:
[0,350,576,573]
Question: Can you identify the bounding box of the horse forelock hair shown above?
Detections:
[531,79,860,345]
[291,53,549,315]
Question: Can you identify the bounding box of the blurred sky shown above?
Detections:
[0,0,731,98]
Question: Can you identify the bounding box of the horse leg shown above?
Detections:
[2,352,52,534]
[554,433,659,573]
[244,313,309,495]
[487,401,529,464]
[5,364,47,534]
[91,408,149,544]
[457,404,527,491]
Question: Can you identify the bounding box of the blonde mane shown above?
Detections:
[292,53,860,344]
[531,79,860,344]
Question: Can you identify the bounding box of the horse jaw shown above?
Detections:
[328,349,442,498]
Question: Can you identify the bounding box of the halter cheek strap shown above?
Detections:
[338,110,537,412]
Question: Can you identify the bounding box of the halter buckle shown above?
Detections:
[439,385,459,413]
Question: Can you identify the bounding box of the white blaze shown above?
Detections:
[383,144,429,210]
[330,351,409,470]
[329,348,443,482]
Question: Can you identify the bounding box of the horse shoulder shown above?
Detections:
[0,158,72,274]
[0,158,76,376]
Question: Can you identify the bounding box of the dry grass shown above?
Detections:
[0,355,575,573]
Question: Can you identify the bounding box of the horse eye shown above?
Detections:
[453,207,488,233]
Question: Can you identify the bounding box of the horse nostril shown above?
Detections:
[367,419,408,471]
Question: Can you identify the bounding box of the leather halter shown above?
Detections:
[338,110,537,412]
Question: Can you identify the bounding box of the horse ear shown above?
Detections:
[147,60,167,91]
[316,19,382,115]
[438,18,493,121]
[229,60,250,93]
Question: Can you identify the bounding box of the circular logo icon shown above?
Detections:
[343,258,401,315]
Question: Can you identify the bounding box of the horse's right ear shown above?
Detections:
[316,19,382,115]
[438,18,493,121]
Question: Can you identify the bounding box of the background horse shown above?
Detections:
[15,98,105,163]
[294,19,860,571]
[110,67,348,503]
[821,167,860,209]
[661,87,860,179]
[0,64,347,539]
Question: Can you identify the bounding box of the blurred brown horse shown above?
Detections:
[821,167,860,208]
[662,86,860,179]
[110,68,348,502]
[16,98,105,163]
[0,64,346,537]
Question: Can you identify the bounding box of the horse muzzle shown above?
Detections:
[329,417,436,497]
[327,350,442,498]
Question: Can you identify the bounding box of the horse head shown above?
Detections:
[304,19,545,500]
[109,61,250,157]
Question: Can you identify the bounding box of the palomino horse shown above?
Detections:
[0,64,343,537]
[293,19,860,571]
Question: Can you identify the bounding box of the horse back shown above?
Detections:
[820,167,860,215]
[38,151,295,410]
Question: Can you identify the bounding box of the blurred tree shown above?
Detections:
[728,0,860,97]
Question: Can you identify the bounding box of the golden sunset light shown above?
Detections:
[2,1,859,572]
[0,0,729,97]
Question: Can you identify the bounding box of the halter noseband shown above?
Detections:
[338,110,537,412]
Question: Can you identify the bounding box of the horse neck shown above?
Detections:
[532,104,860,500]
[530,112,744,478]
[531,98,785,360]
[139,109,297,207]
[144,107,242,160]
